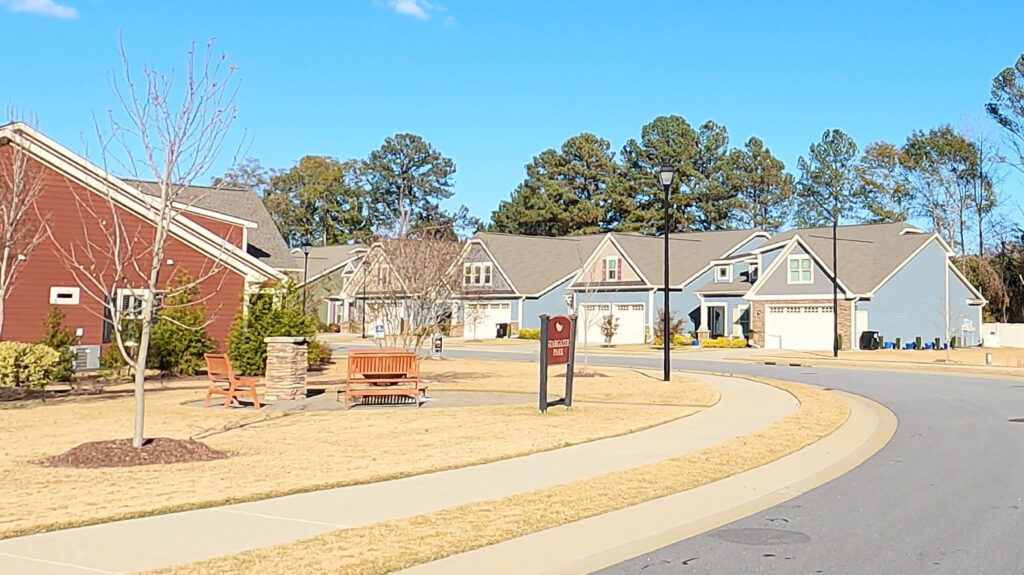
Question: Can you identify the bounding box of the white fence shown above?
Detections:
[981,323,1024,348]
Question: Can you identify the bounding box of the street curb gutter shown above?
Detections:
[398,388,896,575]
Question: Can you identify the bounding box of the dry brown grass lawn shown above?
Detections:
[310,357,720,407]
[143,376,848,575]
[0,365,695,539]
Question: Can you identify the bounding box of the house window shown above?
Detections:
[115,289,152,319]
[606,257,618,281]
[49,287,80,306]
[748,264,759,283]
[788,256,813,284]
[463,263,493,286]
[715,265,731,283]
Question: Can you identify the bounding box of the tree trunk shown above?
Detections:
[132,310,153,448]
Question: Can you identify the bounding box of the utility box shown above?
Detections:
[69,345,100,371]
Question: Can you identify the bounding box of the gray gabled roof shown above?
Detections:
[295,244,366,282]
[610,229,766,286]
[127,180,293,270]
[759,221,936,294]
[472,232,604,295]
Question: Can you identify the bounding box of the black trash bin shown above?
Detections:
[859,330,880,350]
[496,323,509,339]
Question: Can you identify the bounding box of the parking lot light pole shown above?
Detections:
[300,243,312,314]
[659,165,676,382]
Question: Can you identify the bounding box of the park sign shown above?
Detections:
[538,314,578,413]
[546,316,572,365]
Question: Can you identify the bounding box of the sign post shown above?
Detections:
[432,334,443,359]
[538,314,577,413]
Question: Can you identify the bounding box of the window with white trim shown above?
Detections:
[115,288,153,319]
[715,265,731,283]
[606,257,618,281]
[787,256,813,284]
[463,262,493,286]
[49,287,80,305]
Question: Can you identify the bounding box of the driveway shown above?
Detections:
[355,345,1024,574]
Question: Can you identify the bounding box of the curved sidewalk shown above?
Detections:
[0,374,797,575]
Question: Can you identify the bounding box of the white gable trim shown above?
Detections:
[947,259,987,303]
[177,203,258,229]
[1,123,283,283]
[574,234,651,287]
[298,250,367,288]
[527,270,579,298]
[462,238,520,295]
[864,234,947,297]
[743,236,855,300]
[676,230,771,289]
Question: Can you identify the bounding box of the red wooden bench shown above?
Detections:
[344,350,425,409]
[204,354,261,409]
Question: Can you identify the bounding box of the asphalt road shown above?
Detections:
[399,346,1024,574]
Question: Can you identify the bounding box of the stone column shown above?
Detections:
[263,336,308,402]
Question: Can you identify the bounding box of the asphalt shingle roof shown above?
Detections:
[611,229,765,286]
[127,180,293,270]
[761,221,934,294]
[295,244,366,280]
[473,232,604,295]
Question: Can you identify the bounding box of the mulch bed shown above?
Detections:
[0,387,72,403]
[39,438,230,469]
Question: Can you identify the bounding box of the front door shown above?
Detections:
[707,306,725,338]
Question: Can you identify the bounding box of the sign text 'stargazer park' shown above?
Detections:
[538,314,577,413]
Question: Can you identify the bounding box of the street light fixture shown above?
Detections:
[659,165,676,382]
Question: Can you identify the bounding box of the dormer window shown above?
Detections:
[715,265,732,283]
[463,262,493,286]
[748,263,759,283]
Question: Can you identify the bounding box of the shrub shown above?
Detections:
[148,271,215,376]
[308,338,333,366]
[0,342,60,389]
[38,306,76,382]
[654,333,694,347]
[518,328,541,340]
[700,337,748,348]
[672,333,693,346]
[328,323,341,333]
[227,284,318,376]
[653,308,686,341]
[599,314,619,341]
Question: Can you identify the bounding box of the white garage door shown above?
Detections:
[464,301,512,339]
[579,303,646,345]
[764,304,834,350]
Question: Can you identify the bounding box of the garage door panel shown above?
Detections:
[465,301,511,339]
[764,304,833,350]
[579,302,646,345]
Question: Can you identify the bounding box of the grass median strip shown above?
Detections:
[0,385,694,539]
[142,376,849,575]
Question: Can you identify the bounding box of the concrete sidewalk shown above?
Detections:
[0,375,797,575]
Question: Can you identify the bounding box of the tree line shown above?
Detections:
[215,133,476,244]
[220,53,1024,322]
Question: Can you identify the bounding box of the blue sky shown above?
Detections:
[3,0,1024,223]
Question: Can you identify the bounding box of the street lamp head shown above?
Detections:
[300,243,312,256]
[658,165,676,187]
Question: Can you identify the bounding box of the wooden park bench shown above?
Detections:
[204,354,261,409]
[344,349,425,409]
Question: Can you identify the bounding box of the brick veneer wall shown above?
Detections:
[750,299,853,351]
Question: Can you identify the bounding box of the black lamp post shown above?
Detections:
[659,165,676,382]
[300,243,312,314]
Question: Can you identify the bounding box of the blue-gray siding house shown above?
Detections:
[743,222,984,350]
[570,229,769,344]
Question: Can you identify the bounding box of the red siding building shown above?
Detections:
[0,122,284,349]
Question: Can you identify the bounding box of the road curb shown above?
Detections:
[397,384,896,575]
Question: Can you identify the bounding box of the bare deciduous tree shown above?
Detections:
[0,119,47,339]
[49,37,240,448]
[361,238,462,353]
